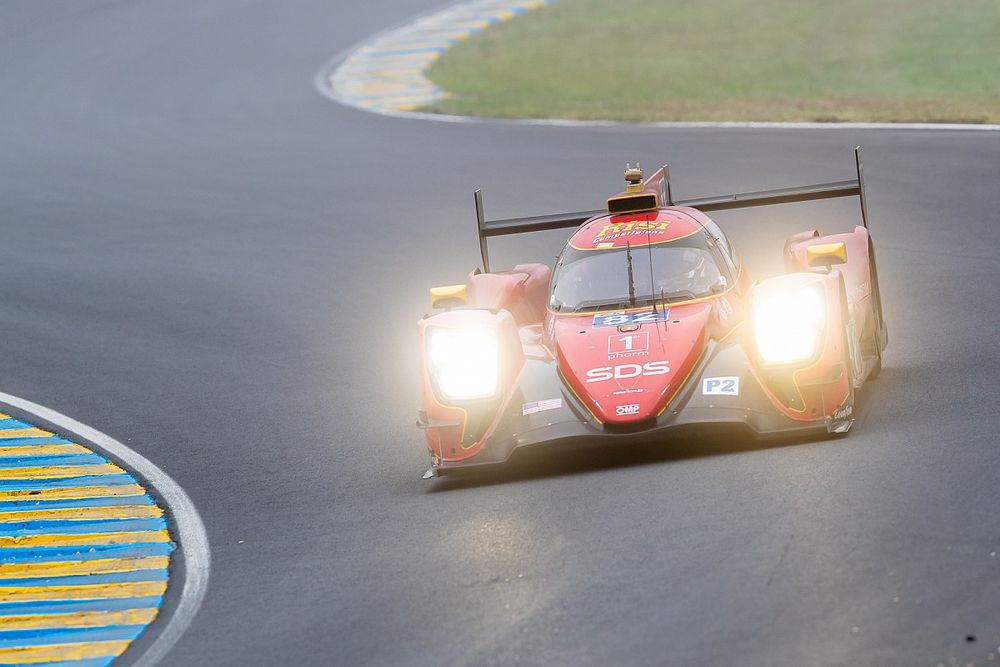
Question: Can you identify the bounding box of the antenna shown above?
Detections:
[645,214,658,314]
[625,241,637,307]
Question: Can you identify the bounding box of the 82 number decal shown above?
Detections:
[592,310,669,328]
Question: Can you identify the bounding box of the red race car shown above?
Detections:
[416,148,887,478]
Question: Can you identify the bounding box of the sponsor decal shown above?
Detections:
[851,280,871,302]
[585,361,670,383]
[592,310,669,328]
[832,404,853,421]
[608,331,650,360]
[716,297,734,322]
[613,388,646,395]
[615,404,641,416]
[594,220,672,243]
[702,376,739,396]
[522,398,562,416]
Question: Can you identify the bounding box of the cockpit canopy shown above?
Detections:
[550,227,729,313]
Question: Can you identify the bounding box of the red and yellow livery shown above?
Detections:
[416,149,887,477]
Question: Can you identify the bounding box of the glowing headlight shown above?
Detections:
[426,328,500,401]
[752,285,826,364]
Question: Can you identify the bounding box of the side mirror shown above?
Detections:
[430,284,467,309]
[806,242,847,269]
[711,275,728,294]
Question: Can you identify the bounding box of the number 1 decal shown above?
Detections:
[608,331,650,357]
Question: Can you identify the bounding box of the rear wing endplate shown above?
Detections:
[475,146,870,272]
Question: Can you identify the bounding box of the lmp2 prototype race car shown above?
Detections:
[416,148,887,477]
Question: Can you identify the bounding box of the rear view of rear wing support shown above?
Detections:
[474,192,603,273]
[475,147,871,272]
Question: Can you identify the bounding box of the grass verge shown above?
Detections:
[423,0,1000,122]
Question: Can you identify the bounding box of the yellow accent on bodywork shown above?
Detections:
[430,284,468,308]
[806,242,848,266]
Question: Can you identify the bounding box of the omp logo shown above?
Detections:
[585,361,670,383]
[615,404,641,416]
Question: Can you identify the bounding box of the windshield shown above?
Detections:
[550,237,727,312]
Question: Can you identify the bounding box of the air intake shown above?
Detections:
[607,192,659,215]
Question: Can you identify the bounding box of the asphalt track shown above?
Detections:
[1,2,999,665]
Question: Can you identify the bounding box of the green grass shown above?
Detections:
[423,0,1000,122]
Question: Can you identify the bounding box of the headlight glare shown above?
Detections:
[426,327,500,401]
[752,285,826,365]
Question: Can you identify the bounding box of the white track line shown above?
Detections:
[315,2,1000,132]
[0,391,210,667]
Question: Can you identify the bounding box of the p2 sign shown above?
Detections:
[702,376,739,396]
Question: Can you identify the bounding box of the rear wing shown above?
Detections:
[475,146,870,272]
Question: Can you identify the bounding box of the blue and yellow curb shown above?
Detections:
[329,0,554,113]
[0,414,173,666]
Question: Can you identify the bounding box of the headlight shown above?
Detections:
[426,328,500,401]
[752,285,826,365]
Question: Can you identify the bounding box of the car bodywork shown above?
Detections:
[417,148,887,477]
